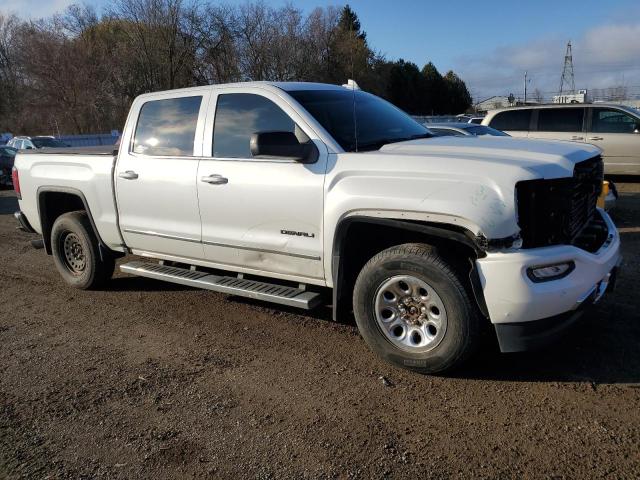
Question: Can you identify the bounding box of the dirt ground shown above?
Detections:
[1,184,639,479]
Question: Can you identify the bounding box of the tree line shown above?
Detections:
[0,1,472,135]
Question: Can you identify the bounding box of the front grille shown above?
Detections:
[516,156,603,248]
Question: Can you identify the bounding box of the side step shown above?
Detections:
[120,261,322,310]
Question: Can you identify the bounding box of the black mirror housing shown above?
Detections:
[250,131,318,163]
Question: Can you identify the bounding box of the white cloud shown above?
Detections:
[0,0,76,19]
[455,22,640,102]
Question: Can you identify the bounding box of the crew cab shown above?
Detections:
[13,82,621,373]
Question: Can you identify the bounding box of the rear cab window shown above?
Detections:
[489,110,531,131]
[537,108,585,132]
[133,96,203,156]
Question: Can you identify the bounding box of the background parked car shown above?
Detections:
[427,123,510,137]
[0,145,16,186]
[482,103,640,175]
[7,136,70,150]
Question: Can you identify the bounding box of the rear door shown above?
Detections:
[588,107,640,175]
[196,88,327,283]
[116,91,209,259]
[487,109,531,138]
[529,107,586,143]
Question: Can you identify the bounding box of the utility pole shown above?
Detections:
[559,41,576,95]
[524,71,528,103]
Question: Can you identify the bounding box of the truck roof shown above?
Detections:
[134,81,348,100]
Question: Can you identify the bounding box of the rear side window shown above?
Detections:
[133,96,202,156]
[592,108,639,133]
[537,108,584,132]
[489,110,531,131]
[213,93,295,158]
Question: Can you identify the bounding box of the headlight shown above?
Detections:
[527,261,575,282]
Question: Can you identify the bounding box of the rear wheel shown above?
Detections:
[353,243,480,374]
[51,211,115,289]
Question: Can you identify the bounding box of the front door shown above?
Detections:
[588,107,640,175]
[197,90,326,283]
[116,93,208,259]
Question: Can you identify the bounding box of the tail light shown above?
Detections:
[12,166,21,199]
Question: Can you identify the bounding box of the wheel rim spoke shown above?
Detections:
[374,275,447,353]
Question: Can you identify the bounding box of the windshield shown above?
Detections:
[32,138,68,148]
[464,125,509,136]
[288,89,431,152]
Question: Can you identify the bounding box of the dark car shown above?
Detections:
[0,146,17,186]
[31,136,70,148]
[427,123,510,137]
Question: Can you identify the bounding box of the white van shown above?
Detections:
[483,104,640,175]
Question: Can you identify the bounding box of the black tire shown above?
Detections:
[51,211,115,289]
[353,243,480,374]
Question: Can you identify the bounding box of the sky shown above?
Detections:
[3,0,639,101]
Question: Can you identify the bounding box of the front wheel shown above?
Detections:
[51,211,115,289]
[353,243,480,374]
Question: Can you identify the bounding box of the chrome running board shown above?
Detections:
[120,261,322,309]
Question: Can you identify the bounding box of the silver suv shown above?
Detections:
[483,103,640,175]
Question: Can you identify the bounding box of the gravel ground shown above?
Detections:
[1,185,639,479]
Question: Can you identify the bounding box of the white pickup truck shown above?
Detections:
[13,81,621,373]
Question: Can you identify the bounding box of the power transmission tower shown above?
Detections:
[559,41,576,95]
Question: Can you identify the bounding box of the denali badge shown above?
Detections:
[281,229,315,238]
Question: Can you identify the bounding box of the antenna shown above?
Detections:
[559,41,576,95]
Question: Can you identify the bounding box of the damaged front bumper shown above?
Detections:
[475,208,621,352]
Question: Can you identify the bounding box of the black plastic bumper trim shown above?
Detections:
[494,309,585,353]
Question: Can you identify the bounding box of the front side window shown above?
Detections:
[489,110,531,131]
[288,89,430,152]
[133,96,202,156]
[537,108,584,132]
[592,108,639,134]
[213,93,295,158]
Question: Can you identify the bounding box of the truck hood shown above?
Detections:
[379,136,601,179]
[327,136,602,241]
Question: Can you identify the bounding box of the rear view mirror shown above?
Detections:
[250,131,318,163]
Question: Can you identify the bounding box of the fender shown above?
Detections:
[331,216,490,321]
[36,186,123,261]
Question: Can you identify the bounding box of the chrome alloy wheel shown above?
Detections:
[374,275,447,352]
[61,232,86,274]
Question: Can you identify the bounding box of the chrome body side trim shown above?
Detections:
[123,228,321,261]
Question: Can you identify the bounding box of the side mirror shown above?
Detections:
[250,131,318,163]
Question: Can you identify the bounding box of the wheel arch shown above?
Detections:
[37,186,122,260]
[331,216,489,322]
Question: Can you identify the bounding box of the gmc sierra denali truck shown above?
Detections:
[13,82,621,373]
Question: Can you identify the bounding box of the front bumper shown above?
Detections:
[476,208,621,351]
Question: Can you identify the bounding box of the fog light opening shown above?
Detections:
[527,261,575,283]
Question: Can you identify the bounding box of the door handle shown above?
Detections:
[571,136,584,140]
[588,136,603,141]
[201,174,228,185]
[118,170,139,180]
